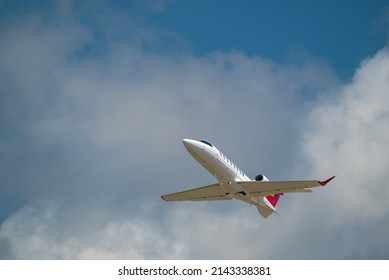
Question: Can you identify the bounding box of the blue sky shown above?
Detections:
[146,0,388,78]
[1,0,389,259]
[2,0,387,77]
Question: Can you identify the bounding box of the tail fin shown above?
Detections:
[265,193,283,207]
[257,193,284,218]
[257,204,273,218]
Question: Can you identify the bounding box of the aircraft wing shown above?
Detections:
[238,176,335,196]
[161,183,233,202]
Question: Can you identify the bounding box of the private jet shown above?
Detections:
[161,139,334,218]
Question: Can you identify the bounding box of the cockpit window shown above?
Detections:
[200,140,213,147]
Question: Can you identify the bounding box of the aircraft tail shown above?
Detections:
[265,193,283,207]
[257,193,284,218]
[257,204,273,218]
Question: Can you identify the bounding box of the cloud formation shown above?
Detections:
[0,1,388,259]
[298,48,389,258]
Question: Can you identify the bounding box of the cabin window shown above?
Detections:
[200,140,213,147]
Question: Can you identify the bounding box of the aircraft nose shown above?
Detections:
[182,139,197,150]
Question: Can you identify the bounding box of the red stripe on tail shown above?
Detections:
[266,193,284,207]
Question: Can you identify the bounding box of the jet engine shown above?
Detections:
[255,174,269,182]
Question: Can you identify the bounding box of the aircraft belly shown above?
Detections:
[186,142,262,203]
[192,151,230,181]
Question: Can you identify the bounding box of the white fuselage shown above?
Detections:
[183,139,276,211]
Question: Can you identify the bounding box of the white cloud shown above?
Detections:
[302,48,389,219]
[295,48,389,258]
[0,200,184,259]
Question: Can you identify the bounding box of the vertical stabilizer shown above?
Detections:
[257,194,283,218]
[257,204,274,218]
[265,193,283,207]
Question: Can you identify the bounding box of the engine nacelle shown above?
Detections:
[255,174,269,182]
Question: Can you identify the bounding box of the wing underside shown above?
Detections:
[238,179,328,196]
[161,177,334,202]
[161,183,233,202]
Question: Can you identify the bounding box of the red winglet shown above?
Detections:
[318,176,335,186]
